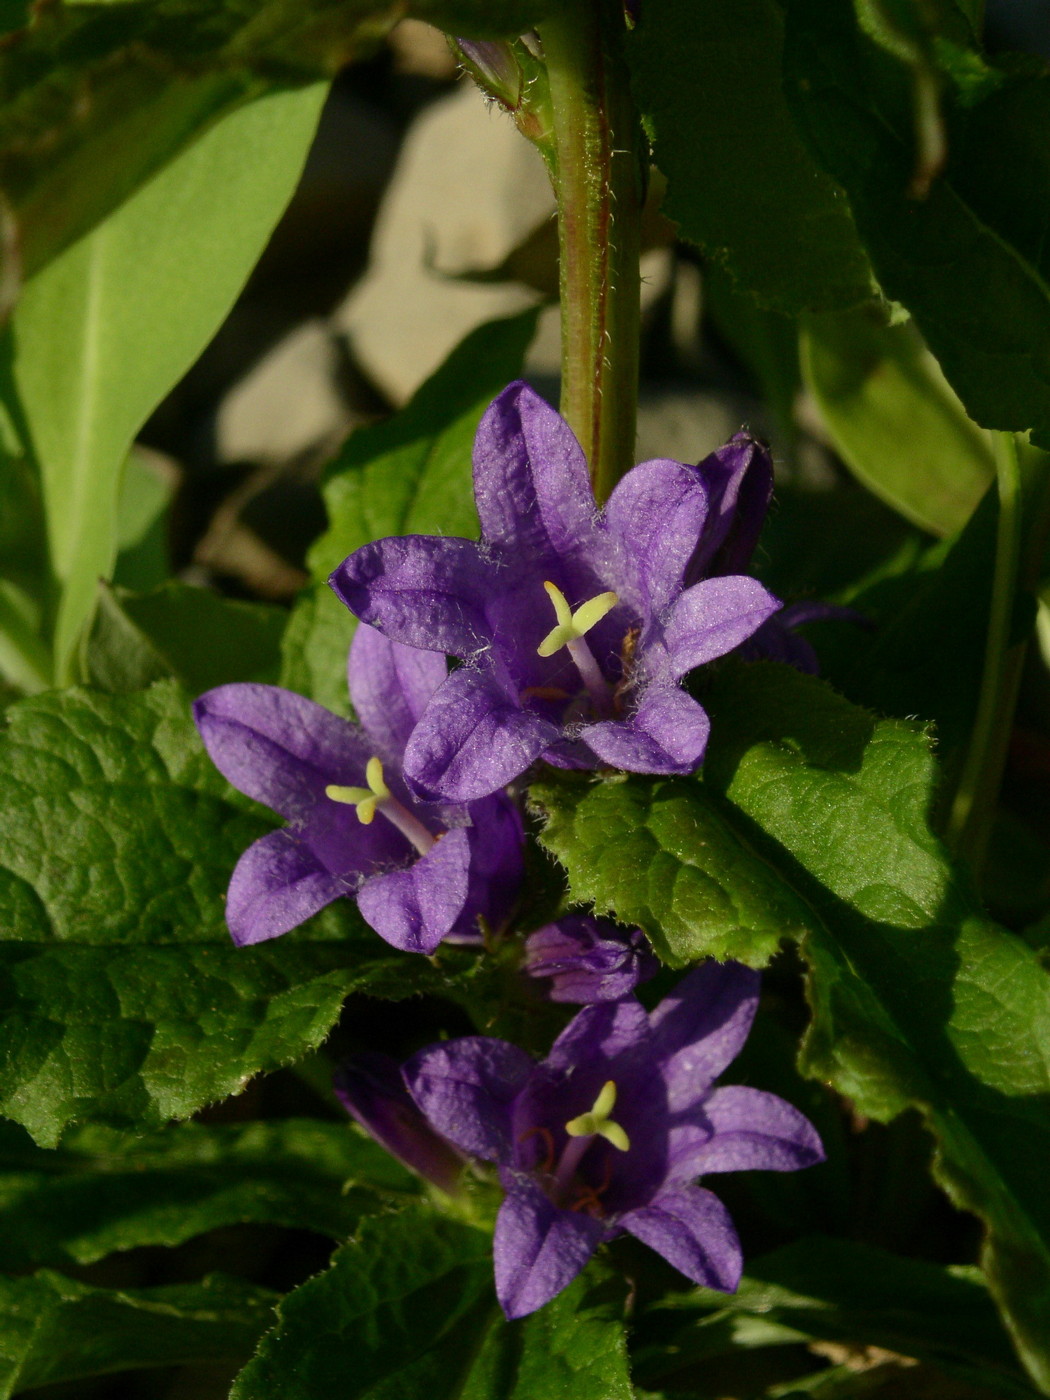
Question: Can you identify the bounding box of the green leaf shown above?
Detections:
[282,308,539,712]
[529,771,813,968]
[784,1,1050,438]
[7,82,327,682]
[0,680,442,1144]
[636,1238,1034,1397]
[85,581,286,695]
[231,1206,632,1400]
[0,1270,278,1398]
[627,0,874,312]
[801,307,996,536]
[0,1117,418,1271]
[700,664,1050,1391]
[0,0,557,290]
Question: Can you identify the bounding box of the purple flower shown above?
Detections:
[193,624,523,953]
[334,1053,466,1196]
[402,961,824,1318]
[330,382,781,802]
[524,915,658,1003]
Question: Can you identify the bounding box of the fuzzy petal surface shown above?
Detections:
[676,1085,826,1177]
[225,830,347,946]
[494,1174,605,1319]
[687,434,773,582]
[404,1036,535,1161]
[347,623,449,760]
[582,683,711,775]
[458,794,525,937]
[330,535,497,658]
[355,827,471,953]
[605,457,711,616]
[663,575,782,681]
[620,1185,742,1292]
[403,665,558,801]
[194,684,372,820]
[649,962,761,1111]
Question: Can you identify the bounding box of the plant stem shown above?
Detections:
[538,0,643,502]
[945,433,1025,868]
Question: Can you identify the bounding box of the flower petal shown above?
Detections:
[355,827,471,953]
[545,996,652,1074]
[620,1185,742,1292]
[604,457,711,617]
[457,793,525,937]
[524,916,658,1004]
[333,1052,466,1194]
[494,1173,605,1319]
[473,381,601,573]
[664,575,782,680]
[687,433,773,582]
[225,829,347,946]
[581,684,710,774]
[403,1036,534,1160]
[649,962,761,1111]
[330,535,497,658]
[194,684,372,820]
[679,1085,825,1176]
[347,623,449,759]
[403,666,558,801]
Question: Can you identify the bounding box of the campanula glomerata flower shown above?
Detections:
[524,915,658,1003]
[193,623,523,952]
[401,960,824,1317]
[330,381,782,802]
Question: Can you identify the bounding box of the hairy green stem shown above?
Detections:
[538,1,643,502]
[945,433,1026,868]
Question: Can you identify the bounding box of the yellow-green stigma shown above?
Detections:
[565,1080,630,1152]
[537,581,618,658]
[325,756,390,826]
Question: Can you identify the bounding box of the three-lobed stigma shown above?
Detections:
[565,1079,631,1152]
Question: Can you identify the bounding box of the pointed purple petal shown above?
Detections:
[403,1036,534,1160]
[605,458,711,617]
[494,1175,605,1319]
[355,827,471,953]
[473,382,602,569]
[347,623,448,759]
[681,1085,825,1176]
[403,666,558,801]
[649,962,761,1111]
[664,576,782,680]
[330,536,496,658]
[194,684,371,820]
[545,996,652,1074]
[225,829,346,946]
[687,434,773,581]
[620,1185,742,1292]
[581,683,710,774]
[334,1053,466,1194]
[457,793,525,936]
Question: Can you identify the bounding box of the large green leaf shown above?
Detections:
[282,308,539,713]
[784,1,1050,440]
[635,1237,1035,1398]
[534,663,1050,1390]
[801,307,996,537]
[627,0,873,312]
[0,1117,418,1271]
[231,1206,632,1400]
[528,771,813,968]
[0,0,556,290]
[7,83,326,683]
[0,1270,278,1398]
[0,680,443,1145]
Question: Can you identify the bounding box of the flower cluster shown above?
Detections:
[193,381,830,1319]
[337,961,824,1318]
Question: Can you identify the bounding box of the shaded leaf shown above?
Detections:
[627,0,873,312]
[0,1270,278,1398]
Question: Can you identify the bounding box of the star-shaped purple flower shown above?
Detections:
[330,382,781,802]
[193,624,524,953]
[402,960,824,1318]
[524,915,658,1003]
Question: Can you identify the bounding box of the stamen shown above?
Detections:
[537,581,618,658]
[326,757,435,855]
[564,1080,631,1153]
